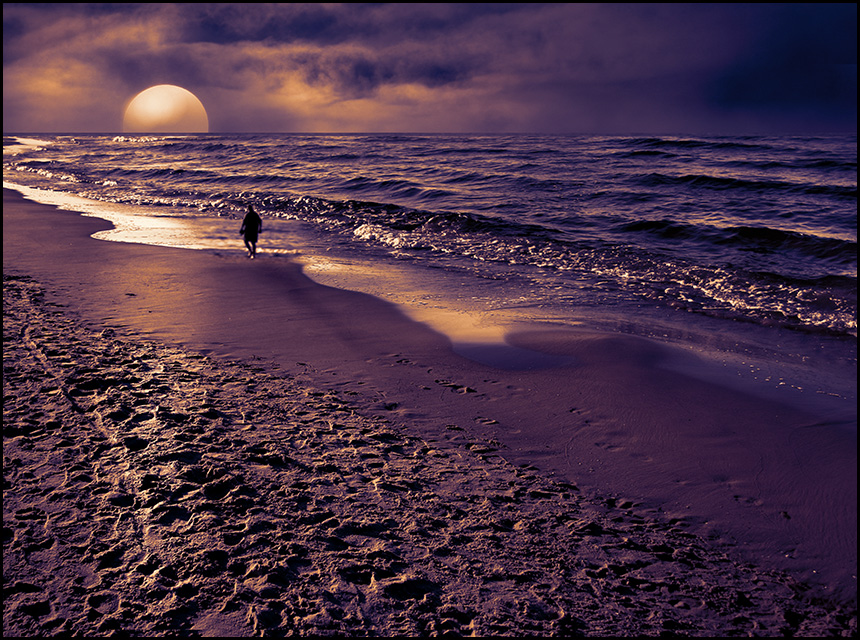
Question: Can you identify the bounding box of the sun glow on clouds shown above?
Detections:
[265,76,501,133]
[123,85,209,133]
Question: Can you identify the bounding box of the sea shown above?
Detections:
[3,133,857,419]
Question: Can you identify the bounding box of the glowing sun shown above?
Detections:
[123,85,209,133]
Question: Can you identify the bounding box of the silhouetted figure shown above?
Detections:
[240,205,263,258]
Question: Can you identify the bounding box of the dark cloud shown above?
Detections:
[180,3,346,45]
[178,3,528,46]
[289,48,472,99]
[708,4,857,125]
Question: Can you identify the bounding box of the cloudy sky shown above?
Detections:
[3,3,856,135]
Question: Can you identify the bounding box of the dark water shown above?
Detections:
[4,133,857,411]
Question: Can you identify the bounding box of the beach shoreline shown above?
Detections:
[3,187,856,635]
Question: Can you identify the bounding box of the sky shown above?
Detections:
[3,3,856,135]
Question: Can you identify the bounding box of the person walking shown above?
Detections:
[240,205,263,258]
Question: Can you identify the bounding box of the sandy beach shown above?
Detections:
[3,188,856,636]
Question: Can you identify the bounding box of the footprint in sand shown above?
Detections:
[435,379,477,394]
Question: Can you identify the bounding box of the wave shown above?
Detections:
[614,149,679,159]
[719,226,856,261]
[636,172,856,198]
[624,136,778,152]
[619,219,856,264]
[723,158,857,172]
[268,194,857,335]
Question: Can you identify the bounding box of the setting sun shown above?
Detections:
[123,85,209,133]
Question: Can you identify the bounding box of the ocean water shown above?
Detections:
[3,133,857,415]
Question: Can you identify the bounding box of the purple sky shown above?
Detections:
[3,3,856,134]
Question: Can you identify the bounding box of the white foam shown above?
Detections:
[3,136,54,155]
[3,181,230,251]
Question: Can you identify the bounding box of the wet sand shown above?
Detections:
[3,188,856,635]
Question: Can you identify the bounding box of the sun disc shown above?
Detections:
[123,85,209,133]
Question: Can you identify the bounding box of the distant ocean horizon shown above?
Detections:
[4,132,856,415]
